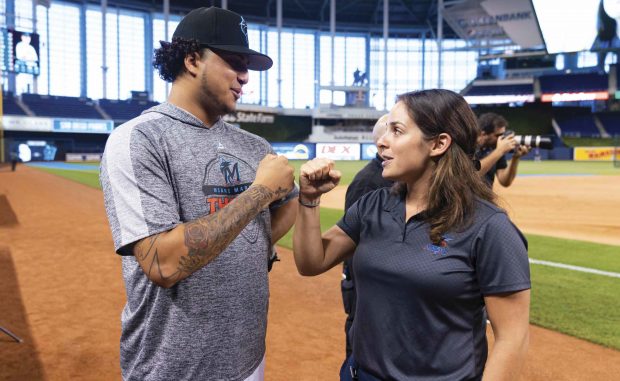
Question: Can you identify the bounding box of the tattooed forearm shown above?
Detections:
[134,234,182,283]
[178,184,276,274]
[133,184,284,287]
[134,234,160,261]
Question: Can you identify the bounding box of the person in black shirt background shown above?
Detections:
[341,114,393,366]
[476,112,530,188]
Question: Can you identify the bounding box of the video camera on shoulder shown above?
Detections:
[504,130,553,150]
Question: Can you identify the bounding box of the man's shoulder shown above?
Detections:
[106,112,168,151]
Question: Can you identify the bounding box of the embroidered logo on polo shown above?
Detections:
[424,235,454,256]
[202,153,265,243]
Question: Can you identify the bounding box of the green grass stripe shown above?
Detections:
[530,264,620,349]
[527,234,620,273]
[34,167,102,189]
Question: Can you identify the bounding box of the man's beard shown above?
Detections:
[200,72,236,118]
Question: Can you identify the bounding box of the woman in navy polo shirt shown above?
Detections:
[293,89,530,381]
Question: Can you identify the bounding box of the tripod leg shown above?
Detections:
[0,326,23,343]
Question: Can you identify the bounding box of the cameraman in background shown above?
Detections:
[476,112,531,187]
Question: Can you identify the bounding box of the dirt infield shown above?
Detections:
[1,167,619,380]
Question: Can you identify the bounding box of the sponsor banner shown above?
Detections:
[66,153,103,162]
[223,111,275,124]
[481,0,543,48]
[541,92,609,102]
[53,119,114,134]
[573,147,619,161]
[2,115,53,131]
[316,143,360,161]
[361,143,378,160]
[271,143,316,160]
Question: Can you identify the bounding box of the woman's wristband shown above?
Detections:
[299,197,320,208]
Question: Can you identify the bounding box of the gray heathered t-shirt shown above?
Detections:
[100,103,297,381]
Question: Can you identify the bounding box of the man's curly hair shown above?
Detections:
[153,37,204,82]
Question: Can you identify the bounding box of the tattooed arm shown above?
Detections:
[133,154,294,288]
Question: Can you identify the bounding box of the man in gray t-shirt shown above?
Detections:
[100,7,298,381]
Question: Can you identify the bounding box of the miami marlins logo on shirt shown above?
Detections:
[220,160,241,185]
[239,16,248,44]
[425,235,453,256]
[202,153,264,243]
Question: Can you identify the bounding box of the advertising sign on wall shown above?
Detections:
[316,143,361,161]
[361,143,378,160]
[271,143,316,160]
[2,115,53,132]
[573,147,619,161]
[53,119,114,134]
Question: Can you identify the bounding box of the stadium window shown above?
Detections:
[556,54,565,70]
[441,39,478,93]
[152,16,180,103]
[292,31,315,109]
[14,0,33,31]
[423,39,439,90]
[319,34,332,105]
[577,51,598,68]
[35,4,48,94]
[86,7,103,99]
[0,0,5,26]
[604,52,617,72]
[47,1,80,96]
[279,31,293,108]
[369,37,385,109]
[104,11,119,100]
[319,33,367,107]
[118,11,145,99]
[266,30,280,107]
[243,26,262,105]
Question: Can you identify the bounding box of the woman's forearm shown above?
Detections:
[482,334,529,381]
[292,201,327,275]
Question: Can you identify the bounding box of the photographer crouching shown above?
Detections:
[476,112,531,188]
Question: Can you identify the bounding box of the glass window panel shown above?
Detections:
[279,31,293,108]
[35,5,48,94]
[152,16,180,103]
[577,51,598,68]
[86,8,103,99]
[48,2,80,96]
[105,12,119,99]
[266,30,280,107]
[293,32,314,109]
[118,11,145,99]
[242,27,262,105]
[15,0,33,31]
[0,0,6,26]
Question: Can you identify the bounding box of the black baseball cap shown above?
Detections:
[172,7,272,71]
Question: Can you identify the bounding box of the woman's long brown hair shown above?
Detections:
[392,89,497,244]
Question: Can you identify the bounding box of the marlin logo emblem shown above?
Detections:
[239,16,248,44]
[425,236,454,256]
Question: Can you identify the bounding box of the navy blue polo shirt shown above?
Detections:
[337,188,530,381]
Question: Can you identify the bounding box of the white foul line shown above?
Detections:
[529,259,620,278]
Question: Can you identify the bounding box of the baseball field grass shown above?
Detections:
[30,160,620,350]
